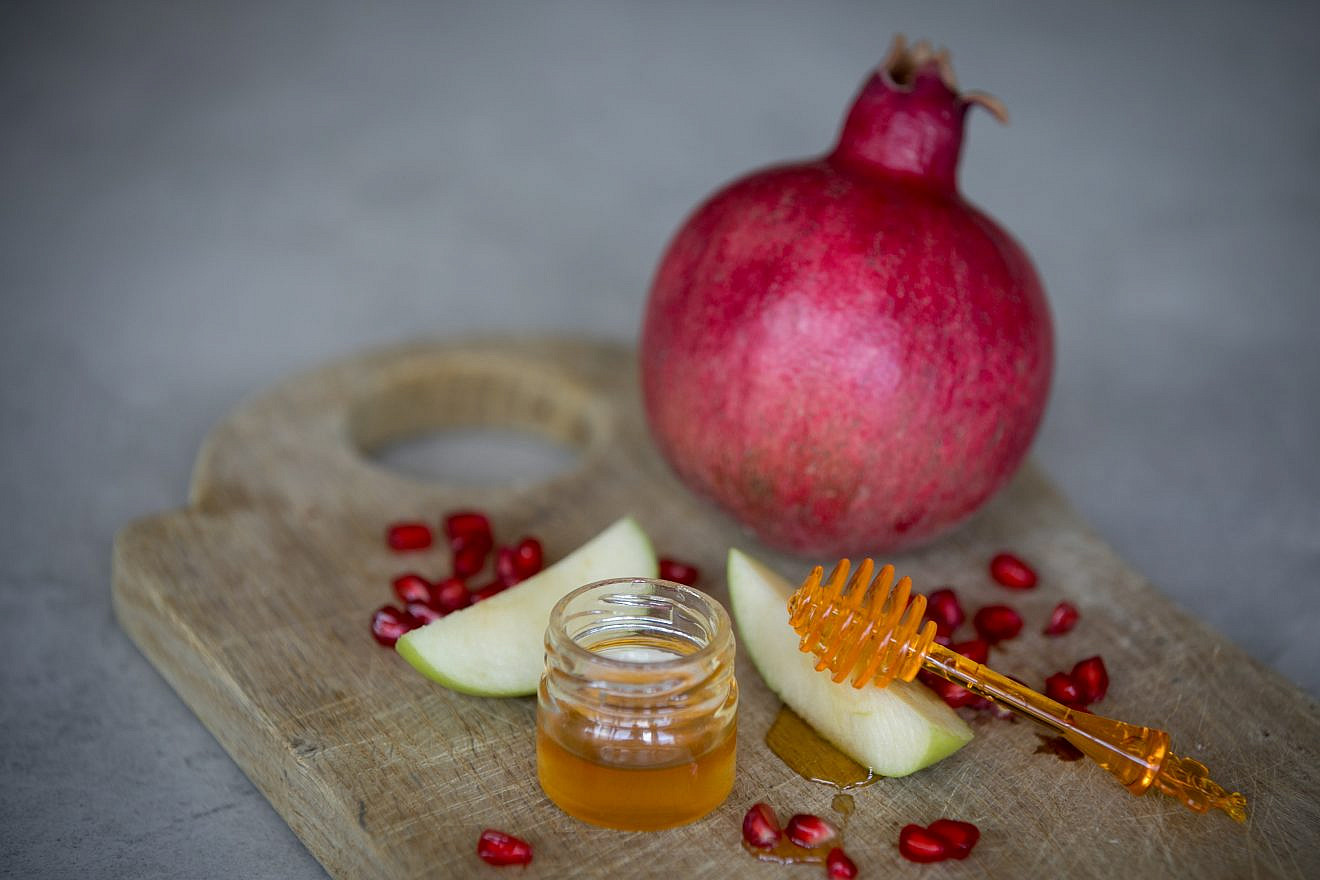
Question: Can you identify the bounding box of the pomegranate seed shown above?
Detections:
[741,802,782,849]
[391,573,433,605]
[471,581,507,603]
[1072,656,1109,704]
[476,829,532,866]
[659,558,701,586]
[920,671,976,709]
[989,552,1037,589]
[951,637,990,664]
[386,522,432,551]
[451,534,491,578]
[444,511,492,543]
[406,601,444,625]
[927,819,980,859]
[493,547,522,587]
[973,604,1023,643]
[785,813,836,848]
[1043,601,1080,636]
[1045,672,1082,706]
[924,588,964,636]
[370,605,418,647]
[898,823,949,863]
[826,847,858,879]
[512,537,544,579]
[432,576,471,613]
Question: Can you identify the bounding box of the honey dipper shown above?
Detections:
[787,558,1247,822]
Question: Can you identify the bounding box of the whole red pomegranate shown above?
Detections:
[641,38,1053,555]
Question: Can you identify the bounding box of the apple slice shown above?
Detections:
[727,548,972,777]
[396,517,657,697]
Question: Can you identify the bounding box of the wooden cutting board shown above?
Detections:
[112,337,1320,879]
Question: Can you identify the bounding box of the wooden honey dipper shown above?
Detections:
[787,558,1248,822]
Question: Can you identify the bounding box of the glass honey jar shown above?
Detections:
[537,577,738,830]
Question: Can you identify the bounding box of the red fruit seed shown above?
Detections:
[973,604,1023,643]
[925,587,965,636]
[742,802,782,849]
[494,547,522,586]
[451,533,491,578]
[476,829,532,866]
[405,601,444,625]
[785,813,836,848]
[1045,671,1082,706]
[951,637,990,664]
[826,847,858,879]
[927,819,980,859]
[386,522,432,552]
[432,577,471,613]
[512,537,544,579]
[990,552,1037,589]
[1044,600,1080,636]
[898,823,949,863]
[920,671,976,709]
[391,573,433,605]
[659,558,701,586]
[444,511,492,543]
[1072,655,1109,704]
[370,605,418,647]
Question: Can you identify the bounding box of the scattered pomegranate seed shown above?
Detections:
[391,573,433,605]
[898,823,949,863]
[741,802,782,849]
[1043,600,1080,636]
[1071,656,1109,704]
[1044,671,1082,706]
[444,511,492,543]
[989,552,1037,589]
[471,581,507,603]
[972,604,1023,643]
[826,847,858,879]
[512,537,544,579]
[924,587,964,636]
[432,576,471,613]
[476,829,532,866]
[406,601,445,625]
[659,558,701,586]
[785,813,836,848]
[386,522,432,552]
[494,547,522,586]
[452,534,490,578]
[927,819,980,859]
[370,605,418,647]
[950,637,990,664]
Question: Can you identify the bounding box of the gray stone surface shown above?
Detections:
[2,1,1316,877]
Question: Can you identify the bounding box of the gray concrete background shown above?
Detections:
[2,1,1317,877]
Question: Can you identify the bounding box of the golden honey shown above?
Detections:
[536,579,738,830]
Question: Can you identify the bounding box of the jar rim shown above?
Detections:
[547,577,733,673]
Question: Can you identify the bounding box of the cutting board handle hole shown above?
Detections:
[345,361,605,489]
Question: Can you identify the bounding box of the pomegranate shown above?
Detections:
[950,637,989,664]
[658,557,701,586]
[927,818,980,859]
[476,829,533,866]
[370,605,418,647]
[785,813,836,848]
[924,588,964,636]
[391,573,433,606]
[640,37,1053,555]
[989,552,1038,589]
[386,522,432,552]
[1044,671,1082,706]
[898,824,949,863]
[826,847,858,879]
[1072,656,1109,704]
[972,604,1023,643]
[741,803,782,849]
[1043,600,1080,635]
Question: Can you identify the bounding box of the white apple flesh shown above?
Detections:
[396,517,657,697]
[727,548,972,777]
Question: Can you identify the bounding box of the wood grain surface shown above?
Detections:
[112,337,1320,878]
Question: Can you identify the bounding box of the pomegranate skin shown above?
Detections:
[640,41,1053,555]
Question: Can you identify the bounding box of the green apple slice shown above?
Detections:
[396,516,657,697]
[727,548,972,776]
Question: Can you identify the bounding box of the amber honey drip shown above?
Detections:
[765,707,877,790]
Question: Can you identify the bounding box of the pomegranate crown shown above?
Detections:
[832,35,1007,188]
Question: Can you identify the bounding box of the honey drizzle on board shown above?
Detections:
[765,706,878,790]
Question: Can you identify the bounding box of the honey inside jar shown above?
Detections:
[536,580,738,831]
